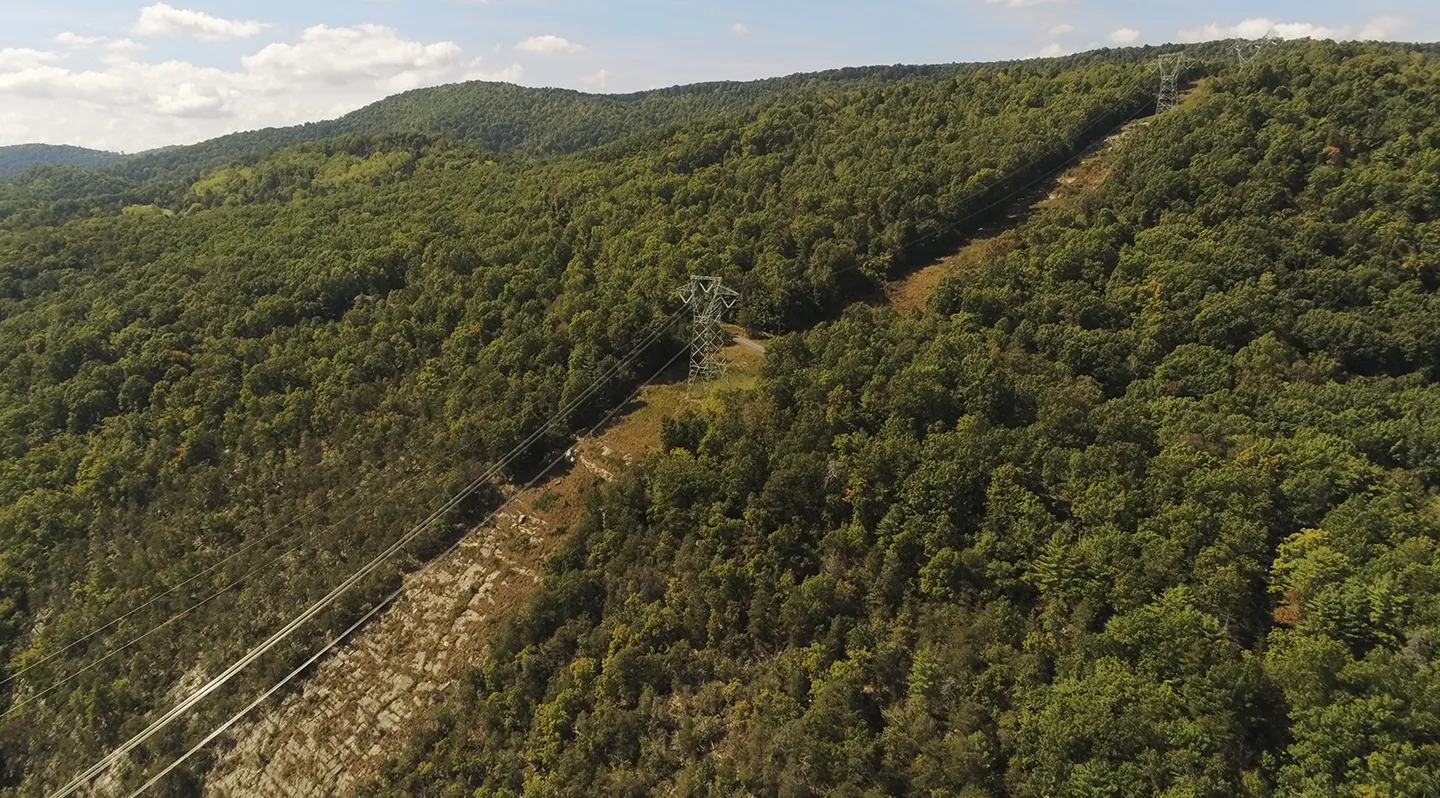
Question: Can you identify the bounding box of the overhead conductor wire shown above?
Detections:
[14,81,1159,724]
[5,311,678,722]
[124,340,691,797]
[45,56,1188,795]
[48,313,681,798]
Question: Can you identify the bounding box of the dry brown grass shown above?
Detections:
[1179,77,1211,110]
[885,116,1152,312]
[887,233,1019,312]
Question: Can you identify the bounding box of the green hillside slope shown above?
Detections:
[366,43,1440,797]
[0,54,1153,794]
[0,144,126,179]
[110,67,973,183]
[17,53,1159,188]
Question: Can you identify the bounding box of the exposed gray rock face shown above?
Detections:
[204,506,550,798]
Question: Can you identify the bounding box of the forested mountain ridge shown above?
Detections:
[2,67,1104,226]
[2,47,1178,194]
[0,39,1435,796]
[0,145,126,179]
[362,43,1440,796]
[0,52,1159,794]
[4,69,974,189]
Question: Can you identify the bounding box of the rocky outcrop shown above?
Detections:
[204,504,553,798]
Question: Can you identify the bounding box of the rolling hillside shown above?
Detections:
[1,40,1438,798]
[5,51,1162,188]
[0,144,126,179]
[0,50,1153,794]
[100,71,970,183]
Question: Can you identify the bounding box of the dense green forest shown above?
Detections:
[0,50,1168,193]
[360,44,1440,797]
[4,73,997,224]
[0,63,1052,191]
[0,145,126,180]
[2,39,1437,797]
[0,52,1157,794]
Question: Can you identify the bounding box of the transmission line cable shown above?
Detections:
[824,93,1153,286]
[1,307,666,697]
[4,285,688,695]
[48,313,680,798]
[31,61,1188,787]
[6,312,678,724]
[903,95,1151,248]
[884,61,1172,259]
[0,460,385,690]
[13,85,1153,708]
[33,316,679,795]
[124,342,690,797]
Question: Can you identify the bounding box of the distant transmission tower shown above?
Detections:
[679,276,739,397]
[1156,53,1187,113]
[1233,37,1272,65]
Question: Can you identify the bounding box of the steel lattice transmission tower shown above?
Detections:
[1233,37,1273,64]
[1156,53,1187,114]
[679,275,739,396]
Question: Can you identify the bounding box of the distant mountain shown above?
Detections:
[4,69,989,222]
[13,57,1157,186]
[113,66,989,182]
[0,143,128,178]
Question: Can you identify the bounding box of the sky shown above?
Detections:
[1,0,1436,153]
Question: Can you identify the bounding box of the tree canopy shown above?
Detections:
[0,50,1159,794]
[3,40,1438,798]
[364,42,1440,798]
[0,145,125,180]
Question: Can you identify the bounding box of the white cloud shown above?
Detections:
[133,3,268,42]
[0,24,484,150]
[0,59,243,118]
[243,24,463,83]
[53,32,105,48]
[732,23,750,35]
[0,48,64,71]
[1031,42,1066,57]
[514,35,585,55]
[1047,23,1075,37]
[581,68,611,89]
[461,58,525,83]
[1107,27,1141,44]
[104,39,145,55]
[51,32,145,60]
[1180,15,1416,43]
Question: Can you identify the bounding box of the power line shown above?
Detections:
[822,91,1154,289]
[20,82,1123,765]
[0,453,381,691]
[69,94,1135,773]
[46,314,682,798]
[1233,37,1274,65]
[4,312,678,723]
[124,584,404,798]
[49,314,677,797]
[12,84,1152,717]
[123,340,691,798]
[111,92,1159,781]
[27,63,1161,790]
[899,94,1152,252]
[111,80,1181,796]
